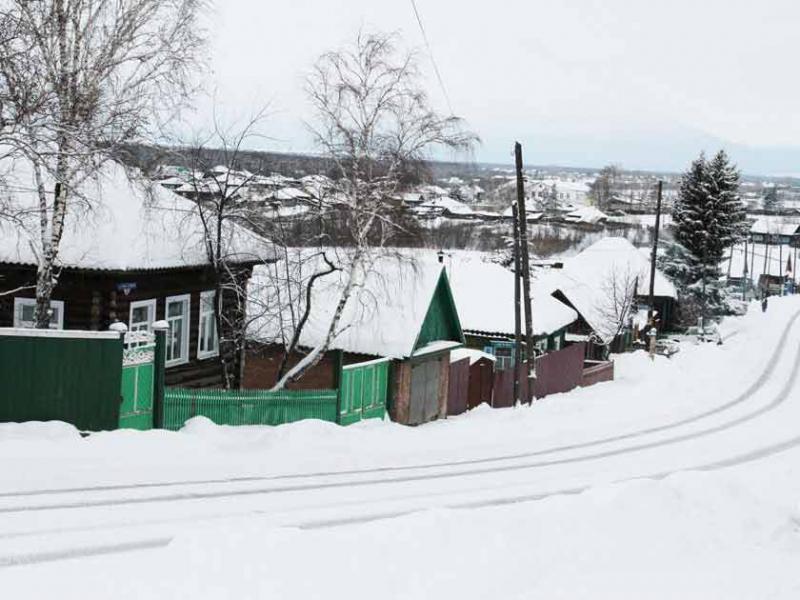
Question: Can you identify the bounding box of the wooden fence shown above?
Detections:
[581,360,615,387]
[162,387,339,430]
[533,342,585,399]
[338,358,391,425]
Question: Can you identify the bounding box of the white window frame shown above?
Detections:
[165,294,191,367]
[197,290,219,360]
[13,298,65,329]
[128,298,157,333]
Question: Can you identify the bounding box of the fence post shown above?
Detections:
[109,322,128,422]
[333,350,344,424]
[152,320,169,429]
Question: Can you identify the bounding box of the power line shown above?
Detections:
[409,0,455,116]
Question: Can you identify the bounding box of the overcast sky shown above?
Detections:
[188,0,800,175]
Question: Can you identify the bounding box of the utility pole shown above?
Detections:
[742,239,748,301]
[512,202,522,404]
[647,180,663,325]
[514,142,535,402]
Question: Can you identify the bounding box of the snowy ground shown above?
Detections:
[2,297,800,598]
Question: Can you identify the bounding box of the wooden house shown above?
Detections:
[436,251,578,363]
[536,237,677,358]
[0,159,270,388]
[244,251,464,426]
[748,218,800,246]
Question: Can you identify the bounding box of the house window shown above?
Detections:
[552,333,562,351]
[197,290,219,359]
[165,294,190,366]
[13,298,64,329]
[129,299,157,333]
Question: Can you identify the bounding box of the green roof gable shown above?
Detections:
[413,269,465,350]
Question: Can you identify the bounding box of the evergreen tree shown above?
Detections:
[670,150,746,323]
[672,153,713,283]
[763,185,781,212]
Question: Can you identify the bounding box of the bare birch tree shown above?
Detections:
[592,266,639,356]
[271,31,476,389]
[0,0,205,327]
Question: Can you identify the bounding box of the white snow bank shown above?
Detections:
[0,421,81,442]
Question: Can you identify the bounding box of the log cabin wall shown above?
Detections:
[0,262,254,389]
[244,343,375,390]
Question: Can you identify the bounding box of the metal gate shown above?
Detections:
[447,357,470,416]
[119,331,157,429]
[467,358,494,410]
[338,358,391,425]
[409,358,441,425]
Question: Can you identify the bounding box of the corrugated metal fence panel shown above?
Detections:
[339,359,390,426]
[0,331,123,431]
[162,387,338,431]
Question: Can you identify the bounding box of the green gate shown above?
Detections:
[338,358,391,425]
[119,331,160,430]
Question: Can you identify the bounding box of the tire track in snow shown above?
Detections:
[2,320,800,516]
[3,308,798,502]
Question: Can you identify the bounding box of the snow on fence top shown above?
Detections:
[0,327,120,340]
[0,156,272,271]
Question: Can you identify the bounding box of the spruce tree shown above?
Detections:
[671,150,746,324]
[763,186,781,212]
[672,153,712,284]
[707,149,747,248]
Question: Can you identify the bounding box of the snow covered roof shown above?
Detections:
[749,218,800,236]
[419,197,474,216]
[564,206,609,224]
[0,157,272,271]
[247,250,459,359]
[536,237,676,343]
[419,184,450,197]
[399,191,426,204]
[501,206,543,221]
[438,251,578,337]
[450,347,496,365]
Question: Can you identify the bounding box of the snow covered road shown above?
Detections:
[2,298,800,597]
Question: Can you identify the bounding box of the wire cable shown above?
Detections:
[409,0,455,116]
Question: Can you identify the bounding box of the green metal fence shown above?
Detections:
[0,329,123,431]
[162,387,339,431]
[338,358,391,426]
